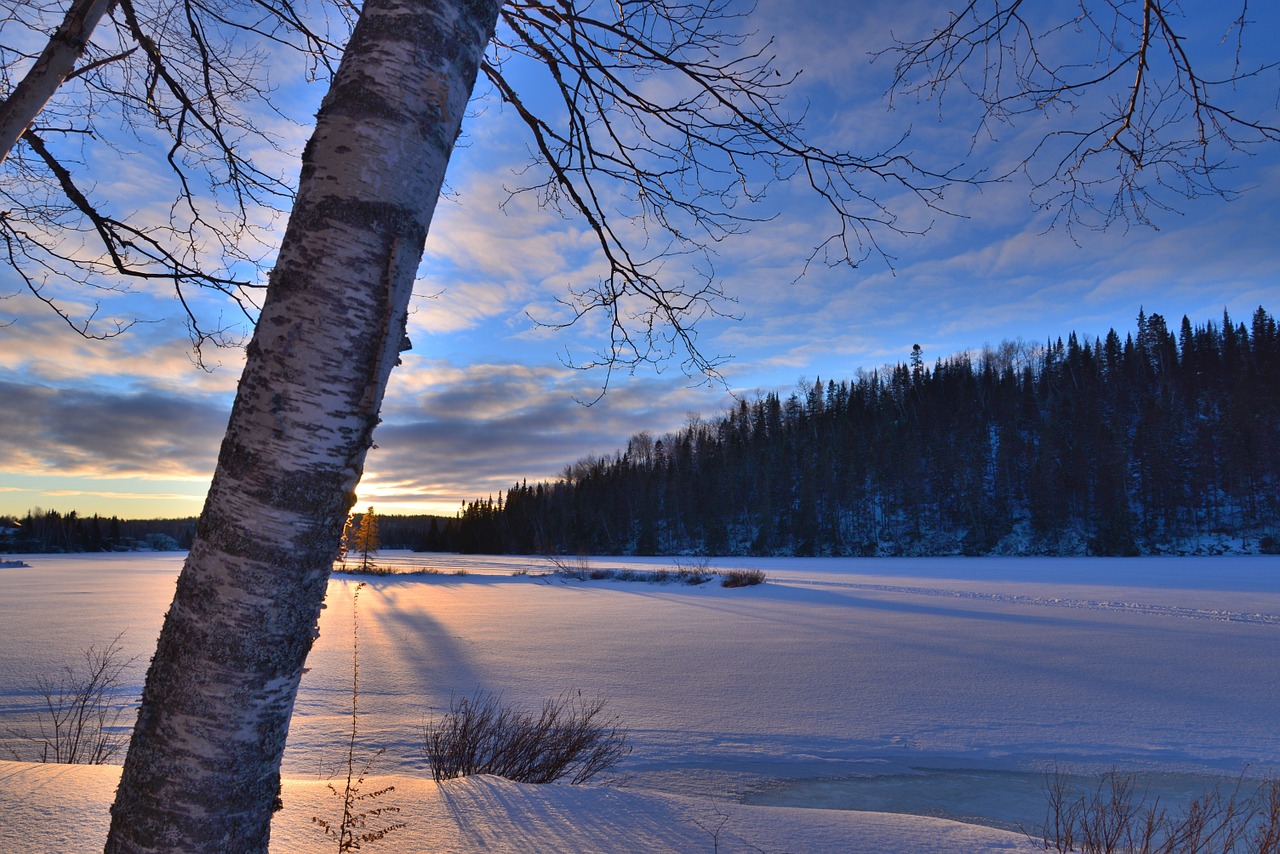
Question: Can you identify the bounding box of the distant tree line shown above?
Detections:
[450,307,1280,557]
[0,507,455,555]
[0,510,197,553]
[375,514,453,551]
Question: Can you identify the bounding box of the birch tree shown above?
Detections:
[0,0,115,162]
[98,1,948,846]
[103,0,501,849]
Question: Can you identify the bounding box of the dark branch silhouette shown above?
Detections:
[0,0,346,351]
[882,0,1280,235]
[486,0,961,386]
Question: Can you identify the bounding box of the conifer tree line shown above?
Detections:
[453,307,1280,557]
[0,507,447,555]
[0,510,195,553]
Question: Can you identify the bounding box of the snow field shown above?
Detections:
[1,552,1277,851]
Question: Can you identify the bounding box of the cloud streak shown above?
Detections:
[0,380,227,480]
[363,359,722,510]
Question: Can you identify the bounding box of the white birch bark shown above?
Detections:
[0,0,115,164]
[104,0,501,849]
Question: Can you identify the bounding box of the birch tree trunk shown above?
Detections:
[104,0,501,849]
[0,0,116,164]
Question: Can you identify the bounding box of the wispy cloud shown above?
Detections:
[0,302,245,394]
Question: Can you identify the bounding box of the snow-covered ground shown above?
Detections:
[2,552,1278,852]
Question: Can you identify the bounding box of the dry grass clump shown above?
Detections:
[720,569,766,588]
[544,554,764,588]
[343,563,397,576]
[673,556,714,584]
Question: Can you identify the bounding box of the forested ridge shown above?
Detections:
[453,307,1280,557]
[7,307,1276,559]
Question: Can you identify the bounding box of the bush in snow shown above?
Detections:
[721,569,766,588]
[2,633,136,765]
[423,690,630,785]
[544,553,593,580]
[673,555,714,585]
[1038,767,1280,853]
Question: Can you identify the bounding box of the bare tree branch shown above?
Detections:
[5,0,1277,382]
[0,0,115,164]
[0,0,352,347]
[483,0,963,385]
[882,0,1280,235]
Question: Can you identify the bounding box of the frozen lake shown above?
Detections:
[1,551,1278,839]
[743,766,1254,833]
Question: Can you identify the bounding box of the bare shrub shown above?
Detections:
[545,553,593,580]
[4,633,137,764]
[545,561,765,588]
[1038,767,1280,854]
[673,556,713,585]
[312,583,404,851]
[423,690,630,785]
[690,805,734,854]
[721,569,766,588]
[1255,779,1280,851]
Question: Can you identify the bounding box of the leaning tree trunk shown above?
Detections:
[104,0,501,850]
[0,0,116,164]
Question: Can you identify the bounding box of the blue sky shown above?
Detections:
[2,0,1278,520]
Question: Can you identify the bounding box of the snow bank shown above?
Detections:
[0,761,1037,852]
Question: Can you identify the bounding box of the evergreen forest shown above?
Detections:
[6,307,1276,559]
[0,511,197,553]
[0,509,442,555]
[452,308,1280,557]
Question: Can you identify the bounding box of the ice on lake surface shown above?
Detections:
[743,766,1258,833]
[1,550,1278,841]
